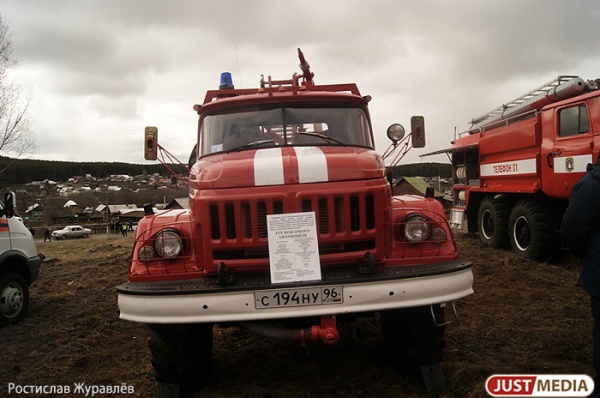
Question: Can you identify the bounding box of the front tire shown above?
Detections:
[380,305,445,373]
[148,323,213,395]
[0,272,30,326]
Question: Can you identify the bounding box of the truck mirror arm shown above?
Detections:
[153,142,190,185]
[383,125,422,175]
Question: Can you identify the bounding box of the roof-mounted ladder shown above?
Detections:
[468,75,583,132]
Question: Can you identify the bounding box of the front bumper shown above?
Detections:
[28,256,42,284]
[117,260,473,323]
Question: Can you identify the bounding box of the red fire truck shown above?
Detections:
[117,49,473,396]
[424,75,600,261]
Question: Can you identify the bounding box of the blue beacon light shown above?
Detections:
[219,72,234,90]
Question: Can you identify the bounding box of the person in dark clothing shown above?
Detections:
[44,227,52,242]
[561,153,600,396]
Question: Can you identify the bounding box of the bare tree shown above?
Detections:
[0,13,34,171]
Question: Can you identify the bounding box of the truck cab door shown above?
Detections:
[542,102,594,199]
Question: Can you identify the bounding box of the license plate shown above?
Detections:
[255,286,343,309]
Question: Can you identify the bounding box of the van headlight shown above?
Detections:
[154,229,183,258]
[404,215,431,242]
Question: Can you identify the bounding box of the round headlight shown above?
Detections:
[404,215,431,242]
[155,230,183,258]
[387,123,405,143]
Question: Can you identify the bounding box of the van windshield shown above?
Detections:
[198,105,372,156]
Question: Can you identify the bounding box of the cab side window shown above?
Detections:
[559,104,589,137]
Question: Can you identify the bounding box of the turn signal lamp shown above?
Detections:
[138,246,155,262]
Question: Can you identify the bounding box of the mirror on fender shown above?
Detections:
[144,127,158,160]
[411,116,426,148]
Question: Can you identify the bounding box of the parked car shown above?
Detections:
[51,225,92,239]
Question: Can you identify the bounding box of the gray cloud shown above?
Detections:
[1,0,599,164]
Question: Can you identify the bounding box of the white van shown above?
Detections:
[0,192,42,325]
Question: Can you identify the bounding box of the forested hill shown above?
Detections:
[0,156,451,185]
[0,156,172,184]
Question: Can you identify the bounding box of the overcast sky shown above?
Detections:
[2,0,599,166]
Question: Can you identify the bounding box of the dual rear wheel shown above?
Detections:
[477,196,556,261]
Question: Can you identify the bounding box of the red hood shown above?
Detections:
[190,147,384,189]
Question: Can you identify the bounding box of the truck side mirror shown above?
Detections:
[411,116,426,148]
[3,192,14,218]
[144,126,158,160]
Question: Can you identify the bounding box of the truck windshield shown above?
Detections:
[198,105,373,156]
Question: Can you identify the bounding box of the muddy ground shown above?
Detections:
[0,232,592,397]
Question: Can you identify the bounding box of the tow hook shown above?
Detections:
[358,252,377,275]
[216,262,235,285]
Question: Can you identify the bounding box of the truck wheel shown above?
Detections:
[148,323,213,395]
[509,199,552,261]
[477,196,509,249]
[380,305,445,373]
[0,272,30,326]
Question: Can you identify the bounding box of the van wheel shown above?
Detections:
[148,323,213,395]
[477,196,509,249]
[380,305,445,373]
[0,272,29,326]
[509,199,552,261]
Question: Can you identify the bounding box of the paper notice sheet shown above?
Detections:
[266,212,321,283]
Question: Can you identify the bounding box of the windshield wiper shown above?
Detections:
[297,132,345,145]
[228,139,277,152]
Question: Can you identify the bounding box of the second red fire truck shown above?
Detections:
[425,75,600,261]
